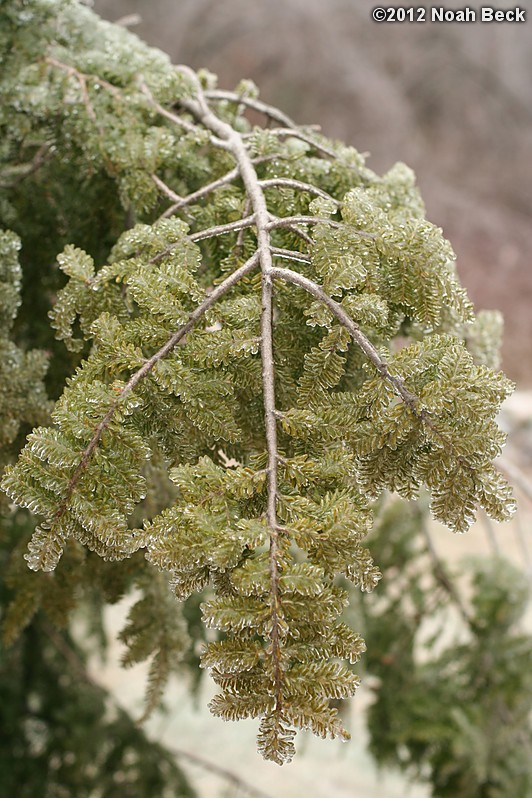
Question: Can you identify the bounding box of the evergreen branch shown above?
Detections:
[178,66,285,715]
[43,252,260,533]
[270,267,511,518]
[204,88,298,129]
[258,178,340,205]
[269,266,419,411]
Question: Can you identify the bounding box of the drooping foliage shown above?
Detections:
[0,0,522,776]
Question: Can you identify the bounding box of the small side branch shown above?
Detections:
[204,89,298,129]
[256,127,339,159]
[268,215,375,240]
[258,178,340,205]
[151,173,183,204]
[270,266,419,411]
[156,154,289,221]
[0,142,54,188]
[138,79,229,148]
[50,252,260,527]
[190,215,257,243]
[270,248,311,265]
[157,165,241,219]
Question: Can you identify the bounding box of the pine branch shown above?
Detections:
[40,252,260,539]
[177,65,286,715]
[270,266,507,485]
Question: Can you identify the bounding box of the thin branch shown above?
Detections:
[158,165,241,219]
[268,215,375,240]
[274,223,314,246]
[268,214,341,232]
[0,142,54,188]
[45,57,122,128]
[258,177,340,205]
[257,127,339,159]
[189,215,257,244]
[47,252,260,531]
[422,525,475,628]
[204,88,298,129]
[270,247,311,265]
[151,173,183,204]
[156,154,286,221]
[270,267,501,489]
[138,78,229,148]
[170,747,274,798]
[148,215,258,266]
[270,266,419,412]
[179,65,285,713]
